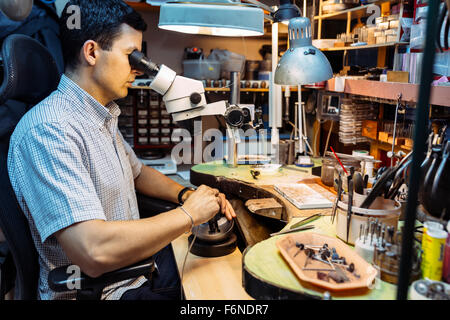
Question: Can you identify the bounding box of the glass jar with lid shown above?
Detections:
[321,157,337,187]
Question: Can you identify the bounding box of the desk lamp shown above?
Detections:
[272,0,301,25]
[274,16,333,165]
[158,0,264,37]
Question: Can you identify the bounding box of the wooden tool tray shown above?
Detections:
[276,233,377,291]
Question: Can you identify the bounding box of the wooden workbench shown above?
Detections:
[170,161,338,300]
[172,234,252,300]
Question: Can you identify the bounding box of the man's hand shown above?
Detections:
[182,186,236,222]
[182,185,236,225]
[217,192,236,221]
[182,185,220,225]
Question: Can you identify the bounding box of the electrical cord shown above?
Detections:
[180,228,197,300]
[323,120,334,158]
[179,204,196,299]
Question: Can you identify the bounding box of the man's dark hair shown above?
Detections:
[60,0,147,70]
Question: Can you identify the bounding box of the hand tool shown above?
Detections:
[359,224,363,240]
[360,167,395,209]
[331,173,342,224]
[363,174,369,189]
[290,213,322,230]
[302,268,335,272]
[353,172,364,195]
[346,176,354,243]
[370,221,375,245]
[269,225,315,237]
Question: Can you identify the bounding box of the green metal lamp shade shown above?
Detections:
[158,1,264,37]
[273,0,301,24]
[274,17,333,85]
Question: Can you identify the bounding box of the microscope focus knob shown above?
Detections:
[190,92,202,105]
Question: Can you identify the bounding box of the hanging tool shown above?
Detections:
[331,173,343,224]
[346,174,354,243]
[388,94,405,167]
[437,2,447,52]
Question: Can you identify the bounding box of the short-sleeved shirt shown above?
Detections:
[7,74,147,300]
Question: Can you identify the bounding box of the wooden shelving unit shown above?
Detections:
[320,41,409,51]
[314,0,405,66]
[325,78,450,107]
[314,0,400,21]
[131,86,307,92]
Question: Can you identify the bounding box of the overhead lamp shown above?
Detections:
[274,16,333,85]
[158,0,264,37]
[272,0,301,25]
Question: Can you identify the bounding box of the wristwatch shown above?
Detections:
[177,187,195,205]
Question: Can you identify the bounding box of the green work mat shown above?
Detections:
[243,216,398,300]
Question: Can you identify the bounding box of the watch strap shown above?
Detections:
[178,187,193,205]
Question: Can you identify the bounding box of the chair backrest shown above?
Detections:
[0,34,60,299]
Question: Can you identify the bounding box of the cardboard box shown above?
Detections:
[378,131,390,142]
[367,27,376,44]
[389,20,399,29]
[385,28,398,36]
[334,41,346,47]
[376,36,387,44]
[387,71,409,83]
[388,136,405,145]
[386,35,398,43]
[378,21,390,30]
[362,120,379,140]
[404,138,413,149]
[374,30,385,37]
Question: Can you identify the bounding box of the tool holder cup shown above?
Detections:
[335,191,402,245]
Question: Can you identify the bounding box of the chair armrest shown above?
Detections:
[136,192,179,218]
[48,257,155,294]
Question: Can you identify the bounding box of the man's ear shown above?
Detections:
[81,40,100,66]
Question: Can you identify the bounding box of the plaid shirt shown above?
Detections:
[7,74,147,300]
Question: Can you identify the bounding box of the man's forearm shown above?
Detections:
[56,208,192,278]
[134,164,187,204]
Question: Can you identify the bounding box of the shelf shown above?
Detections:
[126,1,159,12]
[314,0,400,21]
[370,139,412,152]
[131,86,306,92]
[325,78,450,107]
[205,87,306,92]
[320,42,408,51]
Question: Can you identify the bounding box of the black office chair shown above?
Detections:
[0,34,178,300]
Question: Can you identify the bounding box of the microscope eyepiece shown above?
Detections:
[129,50,160,75]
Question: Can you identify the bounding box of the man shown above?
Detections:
[7,0,236,300]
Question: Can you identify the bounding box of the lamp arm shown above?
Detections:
[243,0,275,12]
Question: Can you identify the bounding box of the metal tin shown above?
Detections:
[422,227,448,281]
[443,221,450,283]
